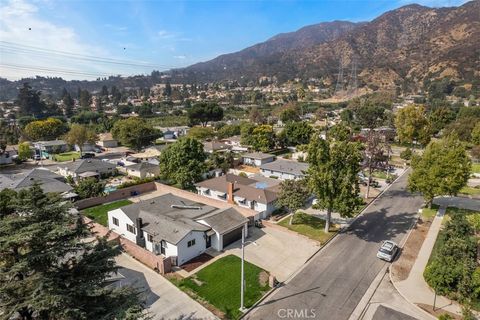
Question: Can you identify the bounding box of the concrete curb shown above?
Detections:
[241,168,410,319]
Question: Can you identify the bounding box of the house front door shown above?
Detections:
[206,235,212,248]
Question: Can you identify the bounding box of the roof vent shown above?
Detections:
[171,205,202,210]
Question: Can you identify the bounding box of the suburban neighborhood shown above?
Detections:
[1,0,480,320]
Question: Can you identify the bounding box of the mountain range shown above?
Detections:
[0,1,479,100]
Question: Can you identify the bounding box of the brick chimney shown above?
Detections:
[227,181,235,204]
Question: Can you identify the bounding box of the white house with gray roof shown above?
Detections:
[241,152,275,167]
[56,159,116,180]
[260,159,309,180]
[107,193,248,266]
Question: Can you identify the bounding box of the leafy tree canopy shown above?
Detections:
[408,136,471,207]
[23,117,68,141]
[187,102,224,127]
[112,117,161,151]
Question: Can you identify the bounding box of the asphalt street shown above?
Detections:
[246,170,424,320]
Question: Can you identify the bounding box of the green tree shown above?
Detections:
[187,103,224,127]
[277,179,310,225]
[74,177,105,199]
[283,121,313,146]
[428,106,455,135]
[355,105,385,129]
[112,117,161,151]
[217,124,241,139]
[394,104,431,146]
[79,89,92,109]
[23,117,67,141]
[0,185,145,319]
[187,126,215,140]
[251,125,275,152]
[17,83,44,117]
[280,108,300,123]
[307,137,363,232]
[240,122,256,146]
[159,137,207,189]
[249,106,265,124]
[471,122,480,145]
[63,124,98,155]
[18,142,32,160]
[208,151,234,173]
[62,90,75,118]
[408,137,471,207]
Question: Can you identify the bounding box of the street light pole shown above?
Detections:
[240,225,246,312]
[240,225,257,313]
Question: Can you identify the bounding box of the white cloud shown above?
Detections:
[0,0,138,80]
[157,29,177,39]
[173,55,186,59]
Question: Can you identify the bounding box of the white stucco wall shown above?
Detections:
[260,169,303,180]
[176,231,207,265]
[108,208,137,243]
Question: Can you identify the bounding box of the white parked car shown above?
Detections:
[376,240,399,262]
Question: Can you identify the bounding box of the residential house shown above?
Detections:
[260,159,309,180]
[0,145,17,165]
[0,168,75,199]
[108,193,248,266]
[97,132,118,148]
[203,141,232,154]
[241,152,276,167]
[34,140,68,156]
[131,145,165,163]
[56,158,116,179]
[125,162,160,179]
[156,126,189,140]
[195,173,281,219]
[220,136,248,153]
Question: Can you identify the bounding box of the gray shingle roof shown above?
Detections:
[242,152,275,160]
[195,173,280,204]
[126,162,158,172]
[260,159,309,176]
[0,168,73,194]
[59,159,116,174]
[116,193,246,244]
[201,207,248,234]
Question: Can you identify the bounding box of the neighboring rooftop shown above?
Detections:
[242,152,275,160]
[203,141,231,152]
[35,140,67,147]
[0,168,73,194]
[58,158,116,174]
[126,162,159,171]
[196,173,280,204]
[260,159,309,176]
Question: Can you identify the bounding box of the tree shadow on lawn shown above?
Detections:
[343,207,417,244]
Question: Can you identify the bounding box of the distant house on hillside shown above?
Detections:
[97,132,118,148]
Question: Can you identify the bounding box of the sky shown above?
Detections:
[0,0,470,81]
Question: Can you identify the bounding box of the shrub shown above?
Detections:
[400,148,413,160]
[118,176,156,189]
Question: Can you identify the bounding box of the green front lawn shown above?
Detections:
[278,212,337,243]
[460,186,480,196]
[472,163,480,174]
[53,151,80,162]
[82,199,132,226]
[178,255,269,319]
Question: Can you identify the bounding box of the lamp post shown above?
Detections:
[240,225,257,312]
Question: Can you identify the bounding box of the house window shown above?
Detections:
[112,217,119,226]
[126,224,136,234]
[187,239,196,247]
[204,189,211,195]
[147,234,153,242]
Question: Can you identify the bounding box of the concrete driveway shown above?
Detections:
[114,254,217,320]
[223,226,320,282]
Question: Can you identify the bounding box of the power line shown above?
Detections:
[0,41,184,69]
[0,63,131,78]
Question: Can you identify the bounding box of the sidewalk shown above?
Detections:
[393,207,462,316]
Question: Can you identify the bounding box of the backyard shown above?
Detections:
[278,212,337,243]
[53,151,80,162]
[177,255,270,319]
[82,199,132,226]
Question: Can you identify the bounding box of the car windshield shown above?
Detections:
[379,248,392,254]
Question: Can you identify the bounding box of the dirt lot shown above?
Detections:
[391,218,432,282]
